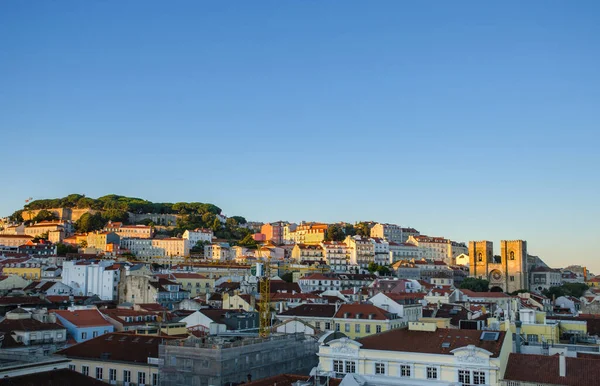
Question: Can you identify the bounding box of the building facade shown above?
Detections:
[469,240,529,293]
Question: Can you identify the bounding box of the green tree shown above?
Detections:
[377,265,391,276]
[543,283,589,299]
[33,209,58,222]
[354,222,371,237]
[56,243,78,256]
[230,216,247,224]
[460,277,490,292]
[75,212,105,233]
[211,217,222,232]
[9,210,23,222]
[238,234,258,249]
[225,217,239,229]
[325,224,346,242]
[202,212,216,226]
[367,262,379,273]
[343,224,356,237]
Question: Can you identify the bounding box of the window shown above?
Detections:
[315,322,321,330]
[473,371,485,384]
[510,251,515,260]
[510,276,515,282]
[345,323,350,332]
[427,367,437,379]
[96,367,103,380]
[81,332,87,340]
[355,324,361,333]
[527,334,539,343]
[400,364,411,377]
[336,323,340,331]
[333,360,344,373]
[93,331,98,338]
[109,369,117,382]
[123,370,131,383]
[376,325,382,333]
[459,370,471,385]
[152,373,159,386]
[68,364,75,371]
[138,372,146,384]
[365,324,371,333]
[375,362,385,374]
[82,366,89,376]
[104,330,109,334]
[57,332,63,339]
[345,361,356,373]
[325,322,331,330]
[478,253,482,262]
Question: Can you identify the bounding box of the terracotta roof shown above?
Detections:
[503,353,600,385]
[52,309,112,327]
[101,309,160,325]
[270,281,301,293]
[244,374,342,386]
[0,369,108,386]
[278,304,336,318]
[334,304,390,320]
[0,318,65,332]
[300,273,331,281]
[137,303,167,312]
[0,296,49,305]
[357,327,506,357]
[459,289,509,298]
[56,332,179,364]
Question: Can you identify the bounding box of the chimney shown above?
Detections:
[515,320,522,354]
[559,353,566,377]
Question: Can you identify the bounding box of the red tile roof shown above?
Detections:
[52,309,112,327]
[0,318,65,332]
[56,332,179,364]
[459,289,510,298]
[503,353,600,385]
[334,304,390,320]
[136,303,167,312]
[244,374,341,386]
[358,327,506,357]
[0,369,108,386]
[278,304,336,318]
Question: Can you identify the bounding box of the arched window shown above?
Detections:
[510,251,515,260]
[478,253,482,262]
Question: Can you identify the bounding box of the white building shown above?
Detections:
[182,228,214,246]
[368,293,423,326]
[204,243,233,261]
[406,235,468,263]
[530,266,562,293]
[322,242,351,272]
[61,260,121,300]
[344,236,375,269]
[120,237,189,258]
[370,223,402,243]
[370,238,390,266]
[388,242,422,264]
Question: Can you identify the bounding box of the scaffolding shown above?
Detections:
[158,333,319,386]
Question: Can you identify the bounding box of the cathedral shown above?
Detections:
[468,240,529,293]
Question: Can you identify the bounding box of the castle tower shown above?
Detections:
[500,240,528,293]
[469,241,493,280]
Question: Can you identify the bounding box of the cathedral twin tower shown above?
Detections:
[469,240,528,294]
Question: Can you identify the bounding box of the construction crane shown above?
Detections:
[258,250,272,338]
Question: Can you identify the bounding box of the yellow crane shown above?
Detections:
[258,257,271,338]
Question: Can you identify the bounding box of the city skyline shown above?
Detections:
[2,2,599,272]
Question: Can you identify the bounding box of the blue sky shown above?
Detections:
[1,1,598,271]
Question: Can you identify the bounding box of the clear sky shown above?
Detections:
[1,2,599,271]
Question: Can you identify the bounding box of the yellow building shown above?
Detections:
[333,303,404,339]
[3,261,42,280]
[223,293,255,311]
[86,231,120,252]
[156,272,215,296]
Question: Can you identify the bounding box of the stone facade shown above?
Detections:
[469,240,528,293]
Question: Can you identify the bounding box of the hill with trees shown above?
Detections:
[9,194,253,242]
